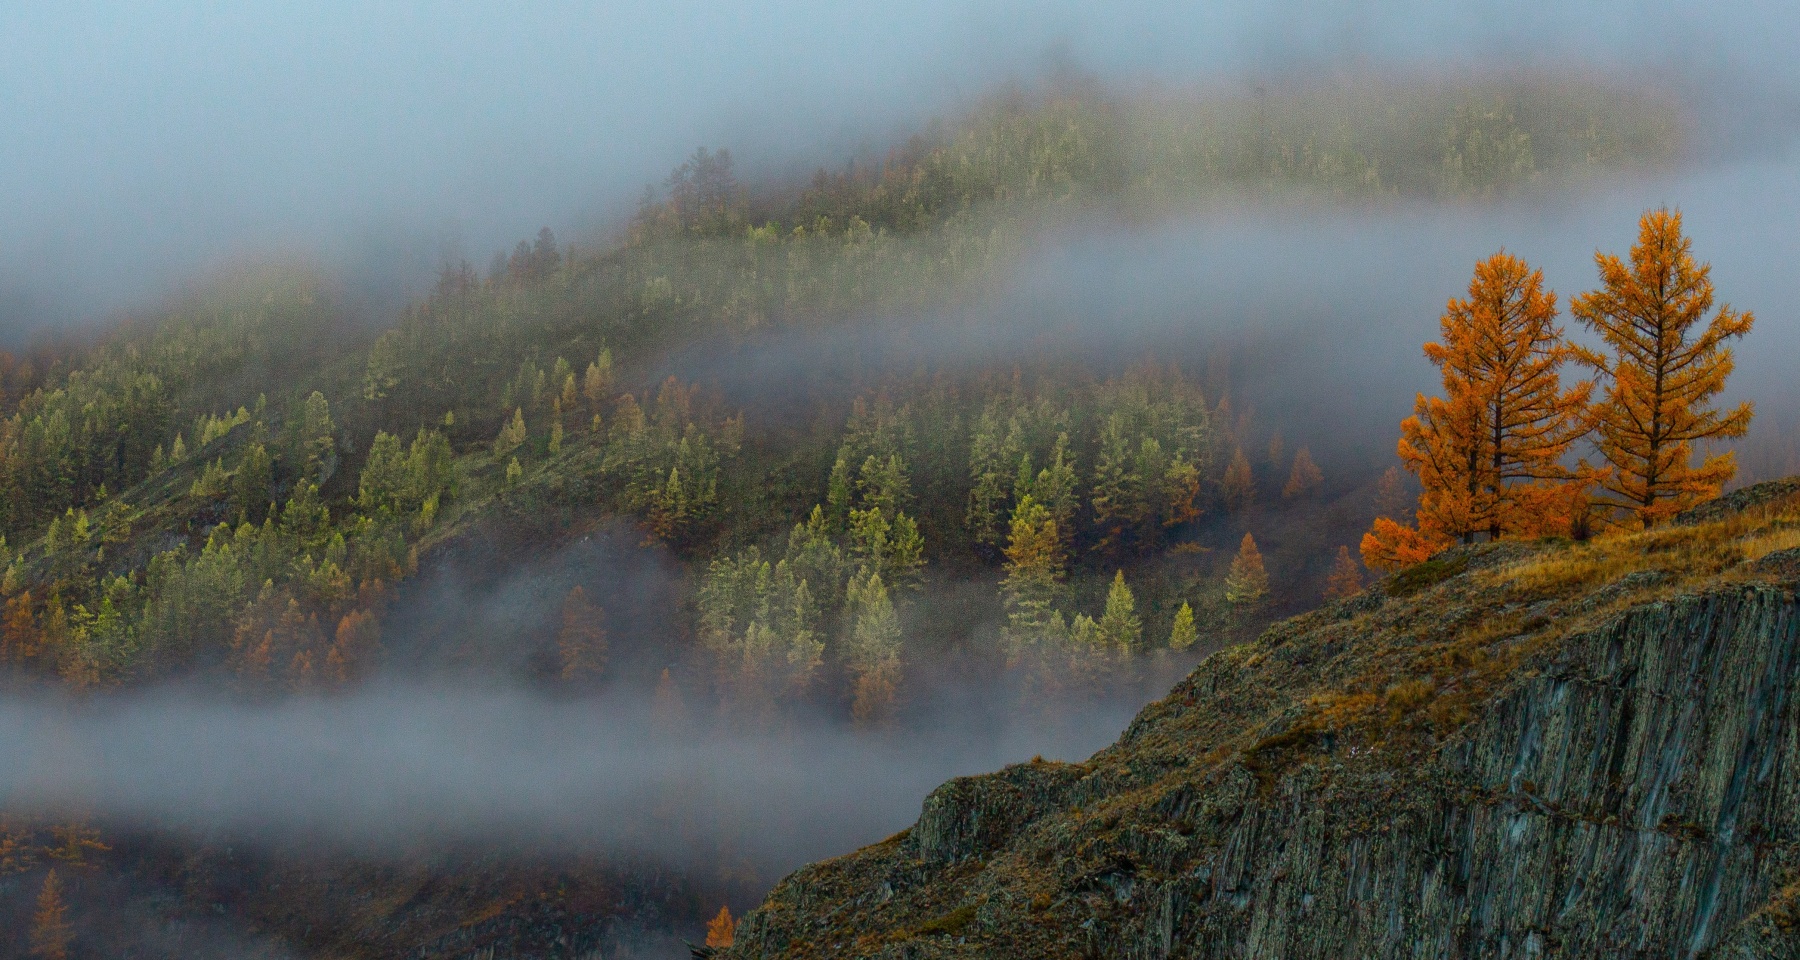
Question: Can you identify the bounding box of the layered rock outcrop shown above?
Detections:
[723,482,1800,959]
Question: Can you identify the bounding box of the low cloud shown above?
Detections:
[0,679,1143,875]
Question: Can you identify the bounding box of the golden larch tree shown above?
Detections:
[1224,533,1269,608]
[1219,448,1256,513]
[846,572,902,726]
[30,868,72,960]
[1,590,36,662]
[326,609,381,685]
[1360,517,1438,572]
[1571,208,1754,526]
[1372,465,1412,522]
[1323,546,1365,600]
[1366,251,1591,567]
[1282,447,1322,499]
[706,905,737,947]
[46,823,107,867]
[557,586,609,683]
[0,817,35,876]
[289,649,316,689]
[493,407,527,461]
[1000,495,1068,659]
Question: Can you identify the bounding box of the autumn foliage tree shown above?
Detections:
[1219,448,1255,513]
[1000,495,1068,660]
[556,586,609,683]
[325,609,381,685]
[1571,208,1754,526]
[706,905,738,948]
[1324,546,1365,600]
[3,590,39,663]
[30,868,72,960]
[1364,251,1592,569]
[1224,533,1269,609]
[1282,447,1322,498]
[1373,466,1412,522]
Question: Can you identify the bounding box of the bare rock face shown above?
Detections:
[915,764,1084,866]
[724,483,1800,959]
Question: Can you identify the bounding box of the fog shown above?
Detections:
[657,149,1800,480]
[0,682,1142,873]
[4,0,1798,335]
[1011,152,1800,471]
[5,2,1800,953]
[0,524,1173,876]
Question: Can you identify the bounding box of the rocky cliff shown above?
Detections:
[720,481,1800,959]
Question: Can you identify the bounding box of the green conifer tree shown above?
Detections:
[232,443,273,520]
[494,408,527,461]
[846,571,902,724]
[1169,602,1198,651]
[1098,571,1143,653]
[300,391,336,476]
[1001,495,1067,659]
[825,455,854,530]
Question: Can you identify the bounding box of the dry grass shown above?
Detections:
[1740,525,1800,563]
[1266,496,1800,765]
[1383,679,1435,722]
[1493,500,1800,597]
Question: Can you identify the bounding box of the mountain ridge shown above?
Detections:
[720,480,1800,959]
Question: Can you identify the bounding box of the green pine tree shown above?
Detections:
[1098,570,1143,653]
[494,408,527,461]
[1169,602,1197,651]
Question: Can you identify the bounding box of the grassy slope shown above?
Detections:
[724,480,1800,958]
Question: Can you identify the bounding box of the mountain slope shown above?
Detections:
[722,480,1800,959]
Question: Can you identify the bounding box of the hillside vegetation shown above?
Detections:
[0,71,1712,958]
[722,479,1800,958]
[0,74,1682,706]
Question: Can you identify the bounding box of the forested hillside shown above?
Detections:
[0,73,1715,958]
[0,76,1682,700]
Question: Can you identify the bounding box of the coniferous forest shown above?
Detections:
[0,62,1791,958]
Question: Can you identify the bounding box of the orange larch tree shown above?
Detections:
[1571,208,1754,526]
[2,590,38,663]
[1223,533,1269,608]
[1323,546,1365,600]
[706,905,737,948]
[1219,448,1255,513]
[1365,251,1592,568]
[30,868,72,960]
[557,586,609,683]
[1372,465,1412,522]
[1282,447,1322,499]
[325,609,382,685]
